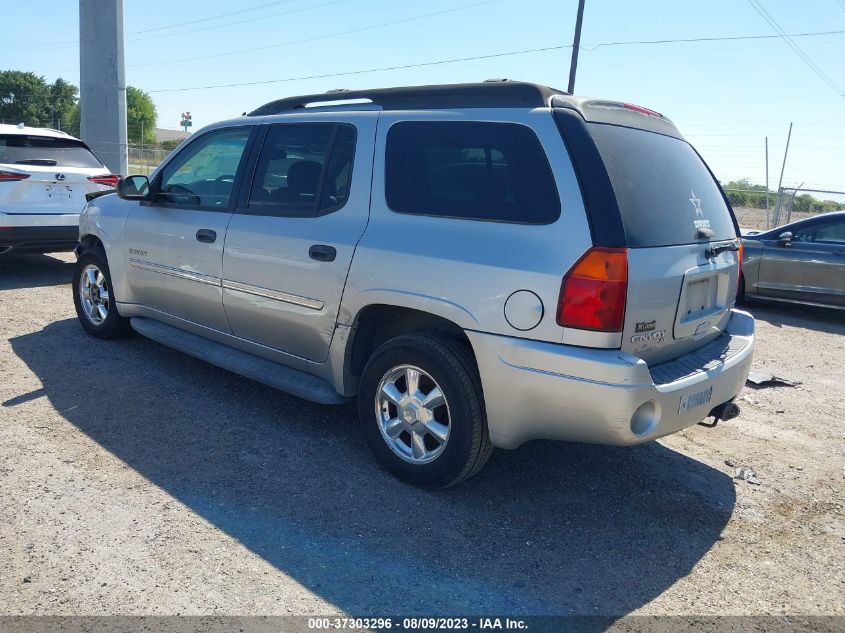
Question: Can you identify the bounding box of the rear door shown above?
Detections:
[222,113,376,362]
[758,216,845,306]
[123,125,254,332]
[578,120,741,365]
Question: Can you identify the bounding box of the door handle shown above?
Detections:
[309,244,337,262]
[196,229,217,243]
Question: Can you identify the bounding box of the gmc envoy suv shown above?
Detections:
[72,81,754,487]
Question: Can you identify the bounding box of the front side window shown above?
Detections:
[158,127,251,208]
[796,219,845,244]
[248,123,356,217]
[385,121,560,224]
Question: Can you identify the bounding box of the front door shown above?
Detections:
[222,114,376,362]
[124,126,254,332]
[758,217,845,306]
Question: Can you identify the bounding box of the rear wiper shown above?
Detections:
[705,241,740,259]
[15,158,58,166]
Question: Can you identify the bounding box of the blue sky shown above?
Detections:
[3,0,844,195]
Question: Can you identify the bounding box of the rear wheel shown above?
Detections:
[358,333,492,487]
[73,250,131,339]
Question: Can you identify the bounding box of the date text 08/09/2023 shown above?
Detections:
[307,617,529,630]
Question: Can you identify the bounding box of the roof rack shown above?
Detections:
[248,81,566,116]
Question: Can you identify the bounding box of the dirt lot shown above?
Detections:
[0,252,843,619]
[734,206,819,232]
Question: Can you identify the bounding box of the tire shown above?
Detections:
[72,249,131,339]
[358,333,493,487]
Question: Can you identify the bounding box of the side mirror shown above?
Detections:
[117,175,151,200]
[777,231,793,246]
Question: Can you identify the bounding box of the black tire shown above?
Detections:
[358,333,493,487]
[72,249,132,339]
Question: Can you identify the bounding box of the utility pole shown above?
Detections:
[567,0,586,94]
[79,0,128,175]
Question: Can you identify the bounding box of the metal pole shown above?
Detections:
[765,136,769,218]
[773,123,792,229]
[567,0,586,94]
[776,122,792,196]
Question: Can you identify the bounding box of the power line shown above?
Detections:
[129,0,298,35]
[746,0,844,97]
[581,28,845,50]
[129,0,501,69]
[146,44,572,93]
[31,27,845,75]
[128,0,346,43]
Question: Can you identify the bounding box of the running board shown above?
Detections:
[130,317,348,405]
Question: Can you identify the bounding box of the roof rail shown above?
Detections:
[248,81,566,116]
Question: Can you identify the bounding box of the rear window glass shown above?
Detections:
[0,134,103,169]
[385,121,560,224]
[587,124,736,247]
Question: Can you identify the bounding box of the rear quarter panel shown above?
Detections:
[342,108,593,343]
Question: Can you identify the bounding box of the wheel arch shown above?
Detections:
[342,303,476,395]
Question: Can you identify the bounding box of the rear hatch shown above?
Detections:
[556,105,741,365]
[0,133,114,215]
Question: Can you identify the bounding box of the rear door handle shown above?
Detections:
[196,229,217,243]
[309,244,337,262]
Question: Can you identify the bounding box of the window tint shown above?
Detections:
[587,123,737,247]
[385,121,560,224]
[159,127,251,208]
[0,134,103,168]
[248,123,355,217]
[796,219,845,244]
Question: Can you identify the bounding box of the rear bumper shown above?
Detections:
[467,309,755,449]
[0,223,80,253]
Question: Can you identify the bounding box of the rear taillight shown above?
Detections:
[737,240,744,291]
[557,247,628,332]
[623,103,663,118]
[0,170,30,182]
[88,174,120,188]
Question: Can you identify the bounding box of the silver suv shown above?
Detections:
[72,81,755,487]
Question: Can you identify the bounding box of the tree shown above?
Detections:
[0,71,51,126]
[126,86,157,145]
[50,78,78,131]
[0,72,80,129]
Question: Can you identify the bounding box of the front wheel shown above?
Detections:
[72,250,131,339]
[358,333,492,487]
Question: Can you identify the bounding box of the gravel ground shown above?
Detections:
[734,206,820,232]
[0,252,843,618]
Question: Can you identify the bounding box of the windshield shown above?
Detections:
[0,134,104,169]
[588,123,737,247]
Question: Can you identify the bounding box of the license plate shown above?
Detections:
[679,386,714,414]
[46,185,72,199]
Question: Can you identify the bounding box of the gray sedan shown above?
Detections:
[741,211,845,309]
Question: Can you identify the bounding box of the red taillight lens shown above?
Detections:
[622,103,663,118]
[557,247,628,332]
[0,170,30,182]
[737,240,744,291]
[89,174,120,188]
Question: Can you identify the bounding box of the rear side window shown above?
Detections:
[587,124,736,247]
[248,123,356,217]
[385,121,560,224]
[0,134,103,168]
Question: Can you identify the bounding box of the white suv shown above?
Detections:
[0,124,118,255]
